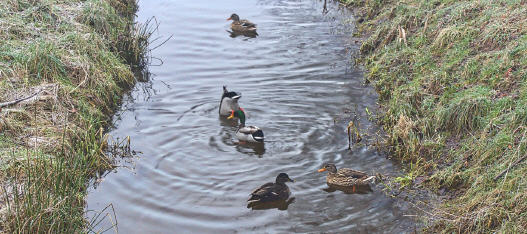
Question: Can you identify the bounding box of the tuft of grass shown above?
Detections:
[22,41,67,83]
[345,0,527,232]
[0,0,153,232]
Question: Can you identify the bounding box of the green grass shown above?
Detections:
[0,0,150,232]
[344,0,527,232]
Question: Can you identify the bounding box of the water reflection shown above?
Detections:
[247,197,295,210]
[228,30,259,38]
[235,141,266,157]
[218,115,239,127]
[323,184,373,194]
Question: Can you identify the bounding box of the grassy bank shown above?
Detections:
[343,0,527,232]
[0,0,149,232]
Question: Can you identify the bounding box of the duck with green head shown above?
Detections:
[227,13,258,35]
[227,109,264,143]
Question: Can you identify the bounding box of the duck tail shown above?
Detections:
[223,86,228,93]
[363,176,376,183]
[253,130,264,142]
[247,199,259,208]
[253,130,264,138]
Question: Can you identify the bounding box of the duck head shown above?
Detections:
[276,173,294,184]
[227,13,240,22]
[227,109,246,125]
[318,163,337,174]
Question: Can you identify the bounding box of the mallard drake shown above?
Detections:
[318,163,375,192]
[247,173,294,208]
[227,13,257,34]
[219,86,242,116]
[228,109,264,143]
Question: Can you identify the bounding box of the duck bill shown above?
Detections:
[289,178,294,183]
[226,17,232,20]
[227,110,234,119]
[232,95,241,100]
[317,168,326,172]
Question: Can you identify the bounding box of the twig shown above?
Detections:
[0,89,42,108]
[494,154,527,181]
[423,14,429,35]
[398,26,407,45]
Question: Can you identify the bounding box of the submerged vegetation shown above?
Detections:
[0,0,150,232]
[343,0,527,232]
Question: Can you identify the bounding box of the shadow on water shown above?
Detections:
[323,184,373,194]
[235,141,266,157]
[227,30,259,38]
[218,115,240,127]
[248,197,296,210]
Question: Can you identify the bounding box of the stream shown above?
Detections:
[86,0,416,232]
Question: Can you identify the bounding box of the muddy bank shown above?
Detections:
[345,0,527,232]
[0,0,149,232]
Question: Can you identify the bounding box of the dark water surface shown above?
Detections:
[86,0,416,232]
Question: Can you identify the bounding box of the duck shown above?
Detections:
[228,109,264,143]
[247,173,294,208]
[219,86,242,116]
[227,13,258,35]
[317,163,375,192]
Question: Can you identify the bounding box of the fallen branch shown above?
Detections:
[494,154,527,181]
[0,89,42,108]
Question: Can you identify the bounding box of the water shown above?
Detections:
[86,0,416,232]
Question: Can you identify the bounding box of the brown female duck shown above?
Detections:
[247,173,294,208]
[227,13,257,34]
[318,163,375,192]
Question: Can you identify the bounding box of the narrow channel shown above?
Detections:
[86,0,416,232]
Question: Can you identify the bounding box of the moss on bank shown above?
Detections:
[0,0,148,232]
[343,0,527,232]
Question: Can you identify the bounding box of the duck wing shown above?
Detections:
[249,184,289,203]
[337,168,369,179]
[248,182,274,201]
[240,20,256,28]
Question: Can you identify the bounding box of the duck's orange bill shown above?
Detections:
[317,168,326,172]
[227,110,234,119]
[226,17,232,20]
